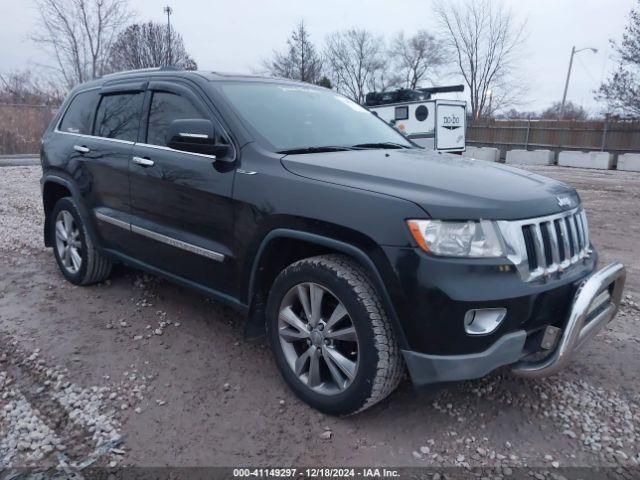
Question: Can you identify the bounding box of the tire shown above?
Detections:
[50,197,112,285]
[266,254,404,415]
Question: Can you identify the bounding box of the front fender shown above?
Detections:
[245,228,409,349]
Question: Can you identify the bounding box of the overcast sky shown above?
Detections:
[0,0,634,113]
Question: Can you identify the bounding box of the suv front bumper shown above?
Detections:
[402,262,626,386]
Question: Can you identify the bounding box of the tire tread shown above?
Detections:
[288,254,404,414]
[53,197,112,285]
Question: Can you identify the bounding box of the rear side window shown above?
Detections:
[94,92,144,142]
[146,92,206,146]
[59,90,100,134]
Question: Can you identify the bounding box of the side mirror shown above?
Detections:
[166,119,230,158]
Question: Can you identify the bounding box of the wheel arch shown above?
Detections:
[42,174,97,248]
[244,229,409,350]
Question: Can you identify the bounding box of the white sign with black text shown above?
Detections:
[435,102,466,152]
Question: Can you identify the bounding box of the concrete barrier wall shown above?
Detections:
[462,146,500,162]
[617,153,640,172]
[462,146,481,158]
[505,149,555,166]
[558,151,614,170]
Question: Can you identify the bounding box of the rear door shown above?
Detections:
[87,83,146,252]
[54,84,145,252]
[127,81,237,295]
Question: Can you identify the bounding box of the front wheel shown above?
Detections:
[266,254,404,415]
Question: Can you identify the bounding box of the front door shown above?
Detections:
[127,81,237,296]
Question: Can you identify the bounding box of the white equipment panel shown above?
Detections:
[368,99,466,152]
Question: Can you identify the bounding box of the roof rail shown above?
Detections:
[101,66,182,79]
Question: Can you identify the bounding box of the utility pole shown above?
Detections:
[560,45,597,119]
[164,5,173,66]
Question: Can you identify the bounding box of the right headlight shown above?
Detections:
[407,219,505,258]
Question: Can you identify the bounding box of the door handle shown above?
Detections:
[132,156,154,167]
[73,145,90,154]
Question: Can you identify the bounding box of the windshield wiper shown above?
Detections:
[277,146,356,155]
[349,142,412,150]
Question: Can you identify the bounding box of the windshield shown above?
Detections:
[216,82,413,152]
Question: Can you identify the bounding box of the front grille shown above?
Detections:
[498,208,591,282]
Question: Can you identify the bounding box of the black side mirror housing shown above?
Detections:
[166,119,230,158]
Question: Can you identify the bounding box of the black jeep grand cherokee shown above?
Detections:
[40,69,626,415]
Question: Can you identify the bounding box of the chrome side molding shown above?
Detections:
[95,211,130,230]
[130,224,224,262]
[512,261,626,378]
[94,211,224,262]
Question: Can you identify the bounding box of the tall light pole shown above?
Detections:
[560,45,597,118]
[164,5,173,66]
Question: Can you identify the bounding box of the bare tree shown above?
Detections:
[433,0,527,118]
[366,68,402,95]
[496,107,538,120]
[324,29,389,103]
[541,101,589,121]
[0,70,63,105]
[108,22,197,72]
[263,21,324,84]
[596,0,640,117]
[0,70,62,155]
[32,0,131,89]
[389,30,446,90]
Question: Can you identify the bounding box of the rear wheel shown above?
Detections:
[51,197,112,285]
[266,254,404,415]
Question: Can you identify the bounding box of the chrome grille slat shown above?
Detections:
[558,218,572,264]
[576,213,586,250]
[531,223,546,273]
[573,214,584,251]
[567,216,579,259]
[580,210,590,247]
[497,207,591,282]
[546,221,561,268]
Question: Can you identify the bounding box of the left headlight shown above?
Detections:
[407,219,505,258]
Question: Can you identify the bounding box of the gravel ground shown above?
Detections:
[0,165,639,477]
[0,167,43,252]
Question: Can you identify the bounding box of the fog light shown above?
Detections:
[464,308,506,335]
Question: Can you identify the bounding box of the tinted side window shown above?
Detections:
[59,90,100,134]
[147,92,205,146]
[94,93,144,142]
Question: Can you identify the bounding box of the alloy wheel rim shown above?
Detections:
[278,282,359,395]
[55,210,82,274]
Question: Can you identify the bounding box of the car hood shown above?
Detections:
[281,149,580,220]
